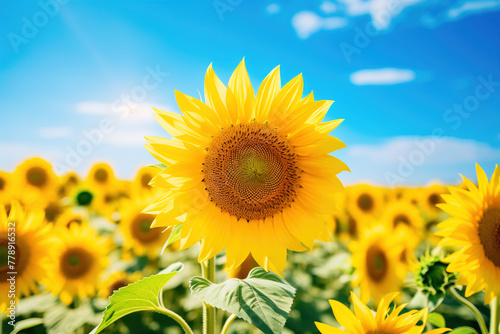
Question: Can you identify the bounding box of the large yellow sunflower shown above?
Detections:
[0,201,53,312]
[144,60,348,273]
[43,224,110,305]
[436,164,500,304]
[315,291,450,334]
[350,224,407,304]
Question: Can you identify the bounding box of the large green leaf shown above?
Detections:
[90,262,184,334]
[10,318,44,334]
[190,267,296,334]
[427,312,446,328]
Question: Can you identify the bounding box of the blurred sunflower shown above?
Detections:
[98,271,142,298]
[132,166,158,199]
[55,210,88,229]
[0,201,53,311]
[315,291,450,334]
[120,201,169,258]
[86,162,117,191]
[0,171,14,206]
[418,184,447,218]
[350,225,406,304]
[43,224,110,305]
[58,172,80,197]
[145,59,348,273]
[436,164,500,304]
[44,200,64,223]
[14,157,57,206]
[382,199,424,247]
[346,185,384,220]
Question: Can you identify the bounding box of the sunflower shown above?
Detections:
[132,166,158,199]
[86,162,117,192]
[315,291,450,334]
[418,184,447,219]
[144,59,348,273]
[54,210,88,229]
[43,224,110,305]
[98,271,142,298]
[0,171,14,207]
[14,157,58,207]
[0,201,53,311]
[58,172,80,197]
[346,185,384,220]
[381,199,424,244]
[350,224,406,304]
[120,201,169,258]
[436,164,500,304]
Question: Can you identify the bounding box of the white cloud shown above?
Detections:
[350,68,416,85]
[340,136,500,186]
[447,1,500,20]
[320,1,337,14]
[349,136,500,164]
[39,127,73,138]
[266,3,281,15]
[292,11,348,39]
[75,100,173,123]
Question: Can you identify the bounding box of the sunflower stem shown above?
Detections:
[156,307,194,334]
[490,296,500,334]
[449,287,488,334]
[202,257,216,334]
[221,314,237,334]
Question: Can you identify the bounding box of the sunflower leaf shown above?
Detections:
[11,318,44,334]
[189,267,296,334]
[427,312,446,328]
[89,263,183,334]
[449,326,479,334]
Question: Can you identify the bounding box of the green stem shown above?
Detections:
[202,257,216,334]
[490,296,500,334]
[221,314,237,334]
[156,307,194,334]
[449,287,488,334]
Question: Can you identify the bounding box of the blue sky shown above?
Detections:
[1,0,499,186]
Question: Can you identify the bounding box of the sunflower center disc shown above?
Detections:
[141,173,152,188]
[0,177,5,190]
[61,247,92,279]
[94,168,108,183]
[131,213,161,244]
[204,123,300,221]
[27,166,48,187]
[478,207,500,268]
[366,244,388,282]
[393,214,410,228]
[428,193,441,207]
[357,193,374,212]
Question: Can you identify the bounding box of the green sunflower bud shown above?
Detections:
[415,250,456,296]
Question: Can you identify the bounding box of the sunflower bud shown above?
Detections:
[415,250,456,296]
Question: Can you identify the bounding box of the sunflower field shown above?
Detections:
[1,61,500,334]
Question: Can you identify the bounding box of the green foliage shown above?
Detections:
[90,262,184,334]
[190,267,296,334]
[450,326,480,334]
[428,312,446,328]
[10,318,44,334]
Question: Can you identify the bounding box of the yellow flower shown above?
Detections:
[0,171,14,207]
[0,201,53,311]
[43,224,110,305]
[418,184,447,219]
[98,271,142,298]
[315,291,450,334]
[119,201,169,258]
[14,157,58,207]
[54,210,88,230]
[86,162,117,192]
[346,185,384,220]
[350,224,407,304]
[145,59,348,273]
[436,164,500,304]
[132,166,158,199]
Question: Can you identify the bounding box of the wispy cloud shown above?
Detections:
[266,3,281,15]
[320,1,338,14]
[447,1,500,20]
[292,11,348,39]
[349,68,416,85]
[39,126,73,138]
